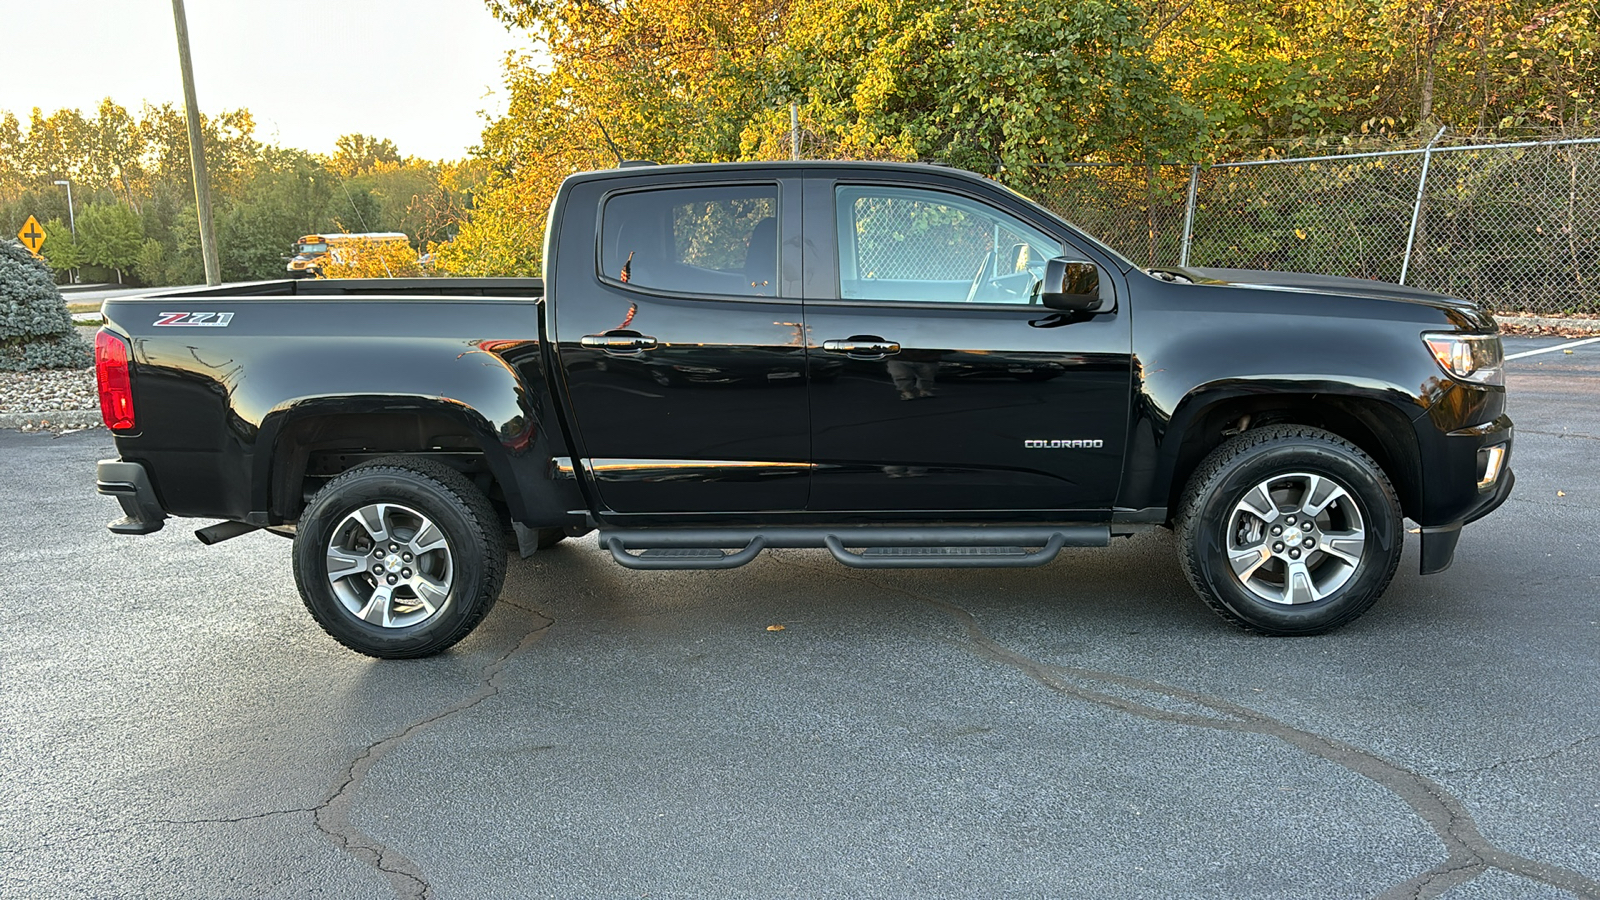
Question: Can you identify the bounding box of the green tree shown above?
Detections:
[77,202,144,282]
[37,217,82,276]
[216,148,338,280]
[133,238,167,286]
[330,134,402,178]
[776,0,1207,173]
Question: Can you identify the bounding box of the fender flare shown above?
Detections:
[1147,377,1426,514]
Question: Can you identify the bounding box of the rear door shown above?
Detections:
[801,172,1133,515]
[551,173,810,514]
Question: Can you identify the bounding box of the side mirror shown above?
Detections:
[1039,258,1108,312]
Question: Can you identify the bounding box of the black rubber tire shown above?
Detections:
[292,457,506,658]
[1175,425,1403,635]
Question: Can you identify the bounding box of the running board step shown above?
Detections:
[601,526,1108,571]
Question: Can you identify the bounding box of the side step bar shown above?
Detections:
[600,526,1109,570]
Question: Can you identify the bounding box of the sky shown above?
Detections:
[0,0,535,161]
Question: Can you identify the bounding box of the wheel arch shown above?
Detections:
[1161,388,1423,521]
[256,398,529,525]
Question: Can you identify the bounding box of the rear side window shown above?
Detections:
[601,185,779,297]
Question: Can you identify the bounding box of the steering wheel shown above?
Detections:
[964,250,994,303]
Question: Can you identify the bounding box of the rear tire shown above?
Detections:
[1176,426,1402,635]
[292,457,506,658]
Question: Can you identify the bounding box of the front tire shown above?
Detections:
[292,458,506,658]
[1176,426,1403,635]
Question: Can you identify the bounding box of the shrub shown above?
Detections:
[0,238,91,371]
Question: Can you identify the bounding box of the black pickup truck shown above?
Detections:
[94,161,1514,657]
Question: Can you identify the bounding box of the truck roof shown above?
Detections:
[564,159,997,187]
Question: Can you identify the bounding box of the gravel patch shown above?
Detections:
[0,367,102,432]
[0,326,107,431]
[0,367,98,415]
[1495,314,1600,337]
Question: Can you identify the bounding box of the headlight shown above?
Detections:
[1423,333,1505,387]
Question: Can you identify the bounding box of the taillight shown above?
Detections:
[95,330,136,431]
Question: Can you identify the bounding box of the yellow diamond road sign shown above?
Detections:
[18,216,46,256]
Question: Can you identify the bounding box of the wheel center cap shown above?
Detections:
[1284,527,1304,545]
[385,556,404,574]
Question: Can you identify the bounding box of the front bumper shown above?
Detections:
[96,459,167,535]
[1418,466,1514,575]
[1414,413,1515,575]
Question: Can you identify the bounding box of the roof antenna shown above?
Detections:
[595,119,624,167]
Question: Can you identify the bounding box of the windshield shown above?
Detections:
[297,242,328,255]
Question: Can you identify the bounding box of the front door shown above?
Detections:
[802,176,1132,515]
[552,177,810,514]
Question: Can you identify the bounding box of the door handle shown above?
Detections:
[822,338,901,357]
[580,331,658,353]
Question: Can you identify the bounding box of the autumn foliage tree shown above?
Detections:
[317,236,423,279]
[443,0,1595,276]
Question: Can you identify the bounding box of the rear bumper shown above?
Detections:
[96,459,167,535]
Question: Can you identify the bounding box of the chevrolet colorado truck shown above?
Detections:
[94,161,1515,657]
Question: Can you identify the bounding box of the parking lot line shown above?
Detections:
[1505,335,1600,361]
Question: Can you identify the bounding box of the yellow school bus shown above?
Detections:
[287,232,411,278]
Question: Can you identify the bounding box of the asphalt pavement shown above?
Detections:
[2,336,1597,899]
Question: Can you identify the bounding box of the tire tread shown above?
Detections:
[293,456,506,658]
[1175,425,1402,635]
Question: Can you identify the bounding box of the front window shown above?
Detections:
[601,185,779,297]
[297,242,328,256]
[836,186,1063,304]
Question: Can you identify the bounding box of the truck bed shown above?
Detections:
[133,277,545,300]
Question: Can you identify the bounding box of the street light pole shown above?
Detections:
[52,179,78,284]
[51,180,76,238]
[171,0,221,286]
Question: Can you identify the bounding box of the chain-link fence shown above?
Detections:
[1031,166,1192,269]
[768,122,1600,315]
[1041,137,1600,316]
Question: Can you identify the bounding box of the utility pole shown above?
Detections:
[171,0,220,286]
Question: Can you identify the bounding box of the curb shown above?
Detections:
[1495,314,1600,333]
[0,410,103,432]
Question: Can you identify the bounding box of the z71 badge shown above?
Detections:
[154,312,234,327]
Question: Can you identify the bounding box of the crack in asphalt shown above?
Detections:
[155,808,319,826]
[314,605,554,899]
[1432,734,1600,778]
[766,552,1600,900]
[1377,857,1489,900]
